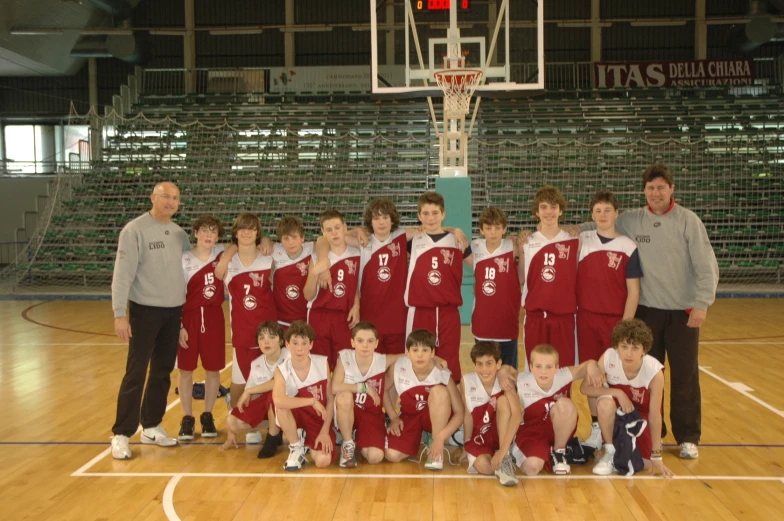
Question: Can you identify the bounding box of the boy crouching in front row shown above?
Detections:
[384,329,464,470]
[221,321,287,458]
[460,341,522,486]
[273,321,337,471]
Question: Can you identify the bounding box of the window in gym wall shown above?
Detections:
[4,125,48,174]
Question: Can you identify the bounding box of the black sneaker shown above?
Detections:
[178,415,196,441]
[551,449,571,475]
[257,432,282,459]
[200,412,217,438]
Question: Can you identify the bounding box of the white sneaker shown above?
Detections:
[340,440,357,468]
[284,444,307,471]
[446,425,464,446]
[425,450,444,471]
[583,422,603,450]
[111,434,132,460]
[245,430,262,445]
[592,445,616,476]
[141,425,178,447]
[680,442,699,459]
[495,454,518,486]
[551,449,571,475]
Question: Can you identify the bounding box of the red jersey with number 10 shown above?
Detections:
[182,245,225,310]
[308,247,361,313]
[522,231,578,314]
[405,232,463,308]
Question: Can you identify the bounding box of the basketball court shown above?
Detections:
[2,298,784,521]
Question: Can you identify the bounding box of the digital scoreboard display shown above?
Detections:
[414,0,470,11]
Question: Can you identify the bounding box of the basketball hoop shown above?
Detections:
[434,68,483,117]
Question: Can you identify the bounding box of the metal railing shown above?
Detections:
[0,161,91,177]
[142,68,269,96]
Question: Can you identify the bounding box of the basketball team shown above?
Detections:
[109,164,720,485]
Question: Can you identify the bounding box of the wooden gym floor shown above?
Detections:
[1,299,784,521]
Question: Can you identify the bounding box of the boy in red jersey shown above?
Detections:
[578,191,642,449]
[384,329,464,470]
[304,210,361,370]
[581,319,674,477]
[273,321,336,471]
[405,192,471,381]
[221,322,288,458]
[517,186,580,367]
[215,213,277,423]
[508,344,601,476]
[177,215,226,441]
[459,341,522,486]
[359,198,468,355]
[271,216,313,329]
[465,207,522,368]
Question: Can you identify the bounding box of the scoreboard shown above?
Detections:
[413,0,470,11]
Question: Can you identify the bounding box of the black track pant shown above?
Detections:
[112,301,182,437]
[635,305,701,445]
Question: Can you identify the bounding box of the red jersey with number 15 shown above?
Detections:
[182,245,225,310]
[360,229,408,335]
[308,247,361,313]
[522,231,578,314]
[225,252,277,349]
[405,232,463,308]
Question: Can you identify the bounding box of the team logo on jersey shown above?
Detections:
[427,270,442,286]
[296,261,309,276]
[555,243,571,260]
[345,259,357,275]
[607,252,623,270]
[377,266,391,282]
[243,295,257,310]
[333,282,346,297]
[184,257,191,264]
[249,272,264,287]
[285,285,300,300]
[630,387,646,404]
[388,242,401,257]
[307,385,323,402]
[440,249,455,265]
[203,284,217,299]
[482,280,496,296]
[415,394,429,411]
[541,266,556,282]
[494,257,510,273]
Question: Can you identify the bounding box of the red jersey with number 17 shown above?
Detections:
[405,232,463,308]
[225,252,277,349]
[522,231,578,314]
[182,245,225,310]
[360,229,408,335]
[308,247,361,313]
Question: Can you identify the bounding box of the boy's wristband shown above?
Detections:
[650,455,663,461]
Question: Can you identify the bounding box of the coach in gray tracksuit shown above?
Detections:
[585,164,718,459]
[110,182,192,457]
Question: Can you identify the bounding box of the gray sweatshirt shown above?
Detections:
[583,204,719,311]
[111,212,192,318]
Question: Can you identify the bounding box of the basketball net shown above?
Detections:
[433,54,483,177]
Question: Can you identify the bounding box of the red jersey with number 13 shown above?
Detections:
[522,231,578,314]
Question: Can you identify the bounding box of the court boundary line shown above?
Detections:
[699,366,784,419]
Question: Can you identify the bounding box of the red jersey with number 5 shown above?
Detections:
[308,247,361,313]
[360,229,408,335]
[225,252,277,349]
[405,233,463,308]
[522,231,578,314]
[182,245,225,310]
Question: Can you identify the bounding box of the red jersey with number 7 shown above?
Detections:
[225,252,277,349]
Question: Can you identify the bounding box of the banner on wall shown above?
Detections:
[269,66,405,93]
[594,60,754,88]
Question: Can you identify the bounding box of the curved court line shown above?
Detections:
[163,475,183,521]
[21,302,114,337]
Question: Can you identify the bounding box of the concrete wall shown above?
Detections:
[0,176,53,243]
